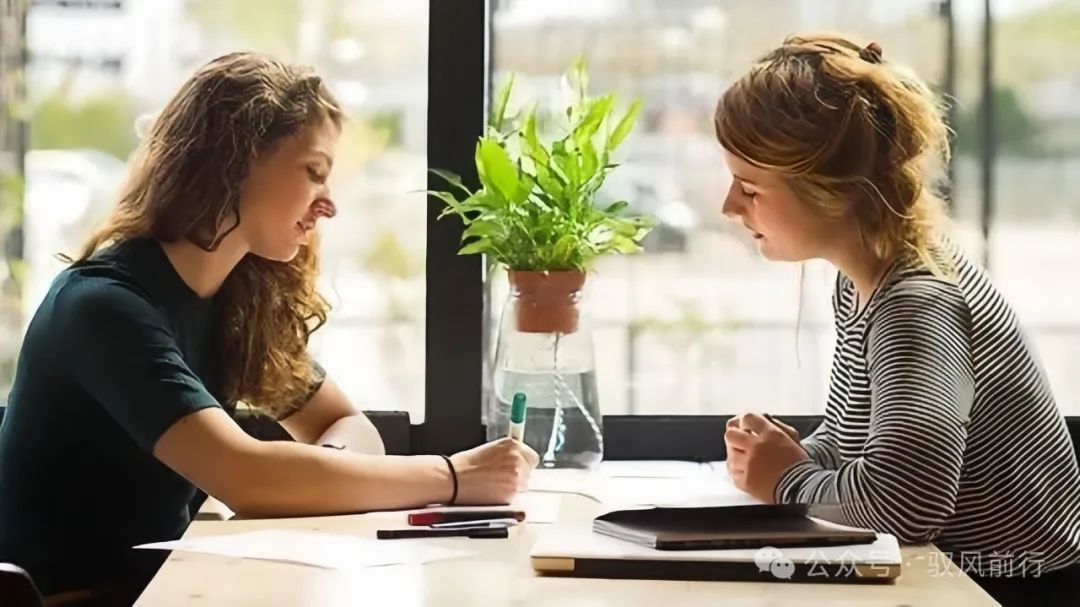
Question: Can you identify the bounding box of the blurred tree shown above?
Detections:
[369,110,404,147]
[995,0,1080,86]
[364,230,420,280]
[185,0,302,57]
[953,86,1042,157]
[30,92,138,159]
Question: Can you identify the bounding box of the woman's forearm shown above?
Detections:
[227,442,451,517]
[317,414,386,455]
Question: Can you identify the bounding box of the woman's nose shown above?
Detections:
[305,197,337,223]
[722,183,743,220]
[313,197,336,218]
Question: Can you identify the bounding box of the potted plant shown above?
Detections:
[429,58,655,468]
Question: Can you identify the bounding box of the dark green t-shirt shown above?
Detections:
[0,238,232,595]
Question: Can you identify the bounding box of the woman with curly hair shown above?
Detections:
[0,52,537,603]
[716,35,1079,605]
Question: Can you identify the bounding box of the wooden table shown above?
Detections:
[138,492,999,606]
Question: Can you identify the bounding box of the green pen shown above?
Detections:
[508,392,527,441]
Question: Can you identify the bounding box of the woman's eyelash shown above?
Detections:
[308,167,326,183]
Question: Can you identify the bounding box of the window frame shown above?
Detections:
[411,0,488,455]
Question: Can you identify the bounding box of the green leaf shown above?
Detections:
[629,215,658,228]
[490,74,515,132]
[527,193,553,213]
[532,163,561,202]
[477,138,525,203]
[428,190,465,211]
[611,218,639,237]
[519,171,537,200]
[462,220,501,239]
[571,55,588,102]
[458,240,491,256]
[553,234,577,262]
[578,137,599,185]
[609,234,643,254]
[608,98,642,151]
[576,95,614,141]
[587,224,613,247]
[521,110,549,165]
[551,139,579,188]
[603,201,629,214]
[428,168,472,197]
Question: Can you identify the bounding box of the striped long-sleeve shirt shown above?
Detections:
[775,241,1080,576]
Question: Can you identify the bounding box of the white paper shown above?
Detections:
[135,530,471,570]
[528,466,762,509]
[599,460,714,479]
[512,491,561,523]
[650,466,764,508]
[528,469,598,499]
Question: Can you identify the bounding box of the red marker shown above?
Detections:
[408,509,526,527]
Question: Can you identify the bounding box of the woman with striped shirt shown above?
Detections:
[715,34,1080,605]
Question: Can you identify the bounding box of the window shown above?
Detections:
[10,0,432,420]
[981,0,1080,414]
[488,0,982,417]
[1,0,1076,459]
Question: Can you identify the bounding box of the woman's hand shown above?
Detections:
[725,413,809,503]
[449,438,540,505]
[725,413,799,475]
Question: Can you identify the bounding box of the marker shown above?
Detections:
[508,392,528,441]
[408,509,525,527]
[376,528,509,540]
[430,518,519,529]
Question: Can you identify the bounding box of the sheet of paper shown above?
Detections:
[512,491,561,523]
[649,466,763,507]
[527,469,601,500]
[527,466,761,509]
[135,530,472,570]
[599,460,714,479]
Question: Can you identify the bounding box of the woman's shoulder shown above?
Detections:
[48,259,165,329]
[869,251,971,330]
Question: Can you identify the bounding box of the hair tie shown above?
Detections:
[859,42,883,64]
[439,454,459,505]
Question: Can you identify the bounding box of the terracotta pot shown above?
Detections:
[507,269,586,334]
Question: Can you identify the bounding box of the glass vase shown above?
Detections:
[488,269,603,469]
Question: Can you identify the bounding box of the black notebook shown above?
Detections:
[592,504,877,551]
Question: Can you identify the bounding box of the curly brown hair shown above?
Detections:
[73,52,342,417]
[715,33,953,277]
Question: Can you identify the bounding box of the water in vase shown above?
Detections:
[490,368,603,469]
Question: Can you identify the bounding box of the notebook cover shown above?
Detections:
[593,504,877,550]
